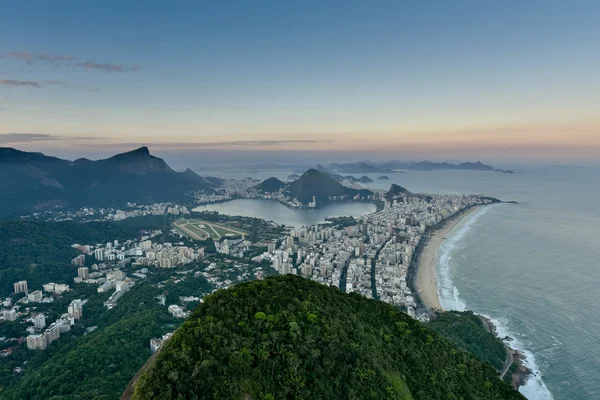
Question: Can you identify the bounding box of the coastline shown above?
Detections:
[414,203,533,391]
[415,206,479,311]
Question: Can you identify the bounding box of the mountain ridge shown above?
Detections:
[0,146,220,216]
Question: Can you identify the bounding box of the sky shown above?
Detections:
[1,0,599,165]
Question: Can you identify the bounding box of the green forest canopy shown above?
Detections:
[130,275,525,400]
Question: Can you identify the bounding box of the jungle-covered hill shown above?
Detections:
[128,275,525,400]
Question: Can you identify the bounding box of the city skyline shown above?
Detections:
[1,1,599,164]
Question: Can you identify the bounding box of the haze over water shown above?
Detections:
[202,167,600,400]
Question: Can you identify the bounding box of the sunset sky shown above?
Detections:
[1,1,599,164]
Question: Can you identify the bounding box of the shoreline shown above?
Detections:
[414,203,533,391]
[415,206,479,311]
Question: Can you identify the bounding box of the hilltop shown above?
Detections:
[126,275,525,400]
[284,169,372,204]
[253,177,286,193]
[0,146,221,216]
[386,183,412,200]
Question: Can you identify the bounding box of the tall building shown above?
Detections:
[26,334,47,350]
[77,267,90,280]
[71,254,85,266]
[94,248,104,261]
[27,290,43,302]
[2,309,17,321]
[159,258,172,268]
[68,299,83,320]
[43,283,70,294]
[32,313,46,330]
[44,324,61,345]
[13,280,28,294]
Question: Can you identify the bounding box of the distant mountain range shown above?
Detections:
[255,169,373,205]
[321,160,514,174]
[237,160,514,174]
[0,146,221,217]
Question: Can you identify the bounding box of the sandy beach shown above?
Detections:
[416,206,480,311]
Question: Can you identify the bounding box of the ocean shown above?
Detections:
[415,168,600,400]
[196,166,600,399]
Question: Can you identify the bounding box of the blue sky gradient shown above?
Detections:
[1,1,599,163]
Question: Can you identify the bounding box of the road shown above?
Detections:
[370,237,393,299]
[499,349,514,379]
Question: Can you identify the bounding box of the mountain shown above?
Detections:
[326,161,394,174]
[378,175,390,180]
[379,160,513,173]
[181,168,224,187]
[0,146,220,216]
[358,175,373,183]
[253,177,286,193]
[125,275,525,400]
[386,183,412,200]
[285,169,372,204]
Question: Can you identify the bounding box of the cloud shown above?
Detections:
[0,133,95,144]
[1,51,140,73]
[95,140,331,149]
[0,79,41,88]
[4,51,74,65]
[0,79,64,88]
[77,62,141,73]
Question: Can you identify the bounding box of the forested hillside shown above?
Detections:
[0,216,167,296]
[129,275,525,400]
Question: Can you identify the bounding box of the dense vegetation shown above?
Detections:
[0,216,167,296]
[130,275,524,400]
[2,271,213,400]
[427,311,508,371]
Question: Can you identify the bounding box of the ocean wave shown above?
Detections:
[436,206,554,400]
[437,207,488,311]
[487,314,555,400]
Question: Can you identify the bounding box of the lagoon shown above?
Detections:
[193,199,376,227]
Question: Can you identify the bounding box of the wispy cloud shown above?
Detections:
[1,51,140,73]
[0,133,95,144]
[77,62,140,73]
[96,140,331,149]
[0,79,64,88]
[0,79,41,88]
[4,51,74,65]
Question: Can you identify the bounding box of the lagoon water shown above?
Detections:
[193,198,376,227]
[196,166,600,400]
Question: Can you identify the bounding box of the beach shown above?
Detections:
[416,206,479,311]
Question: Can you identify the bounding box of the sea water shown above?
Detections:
[419,168,600,400]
